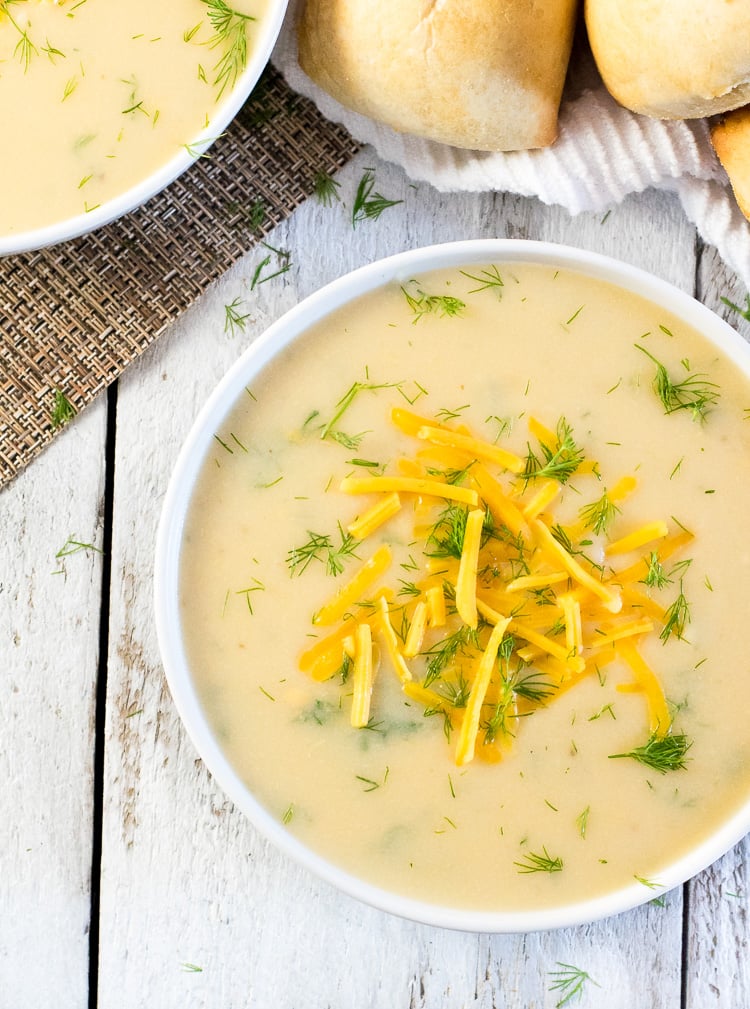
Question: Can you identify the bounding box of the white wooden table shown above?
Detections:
[3,148,750,1009]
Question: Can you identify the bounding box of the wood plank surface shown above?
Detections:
[95,152,712,1008]
[0,398,107,1008]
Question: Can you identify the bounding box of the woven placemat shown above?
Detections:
[0,66,359,488]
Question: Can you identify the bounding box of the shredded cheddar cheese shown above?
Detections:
[298,409,693,766]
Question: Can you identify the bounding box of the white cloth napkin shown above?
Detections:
[272,3,750,292]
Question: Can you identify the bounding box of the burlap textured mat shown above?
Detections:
[0,67,359,488]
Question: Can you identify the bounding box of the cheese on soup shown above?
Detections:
[180,263,750,912]
[0,0,268,236]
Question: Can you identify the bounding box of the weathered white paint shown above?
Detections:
[5,148,749,1009]
[0,397,107,1009]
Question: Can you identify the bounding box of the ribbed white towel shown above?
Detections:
[272,3,750,292]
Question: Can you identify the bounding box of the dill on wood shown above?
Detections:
[635,343,720,422]
[609,731,692,772]
[224,296,250,336]
[547,963,599,1007]
[720,292,750,322]
[351,168,402,226]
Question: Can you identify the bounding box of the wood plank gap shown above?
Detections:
[680,880,692,1009]
[88,381,119,1009]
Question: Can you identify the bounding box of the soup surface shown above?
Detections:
[0,0,268,236]
[180,263,750,912]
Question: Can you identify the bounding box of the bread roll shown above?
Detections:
[711,106,750,221]
[585,0,750,119]
[297,0,579,152]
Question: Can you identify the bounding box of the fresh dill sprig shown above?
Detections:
[223,296,250,336]
[579,489,620,535]
[459,265,504,296]
[351,168,402,227]
[640,550,671,589]
[548,963,599,1007]
[200,0,256,98]
[514,846,563,874]
[51,389,77,429]
[1,3,39,72]
[286,524,359,577]
[524,416,584,484]
[401,286,466,324]
[609,731,692,773]
[510,668,557,702]
[320,377,400,441]
[660,580,690,642]
[421,625,479,686]
[635,343,720,422]
[424,504,469,560]
[312,170,341,207]
[435,673,471,709]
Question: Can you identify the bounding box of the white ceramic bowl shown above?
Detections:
[0,1,288,257]
[155,239,750,932]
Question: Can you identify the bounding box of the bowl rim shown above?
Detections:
[155,238,750,933]
[0,0,289,257]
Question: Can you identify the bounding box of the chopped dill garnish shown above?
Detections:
[312,170,341,206]
[286,524,359,577]
[351,168,402,227]
[524,416,584,484]
[401,286,466,323]
[514,846,563,874]
[424,504,469,559]
[236,579,265,614]
[282,804,294,824]
[51,389,77,429]
[434,403,470,422]
[55,536,103,559]
[720,293,750,322]
[421,625,479,686]
[200,0,256,98]
[609,731,692,773]
[660,581,690,642]
[355,773,384,792]
[330,430,366,451]
[320,377,401,441]
[635,343,720,422]
[565,305,584,326]
[181,963,203,973]
[576,806,590,839]
[459,265,504,296]
[223,296,250,336]
[510,667,556,702]
[640,551,671,590]
[578,489,620,535]
[547,963,599,1007]
[397,580,422,597]
[634,874,662,889]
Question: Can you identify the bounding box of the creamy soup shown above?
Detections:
[180,263,750,912]
[0,0,268,236]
